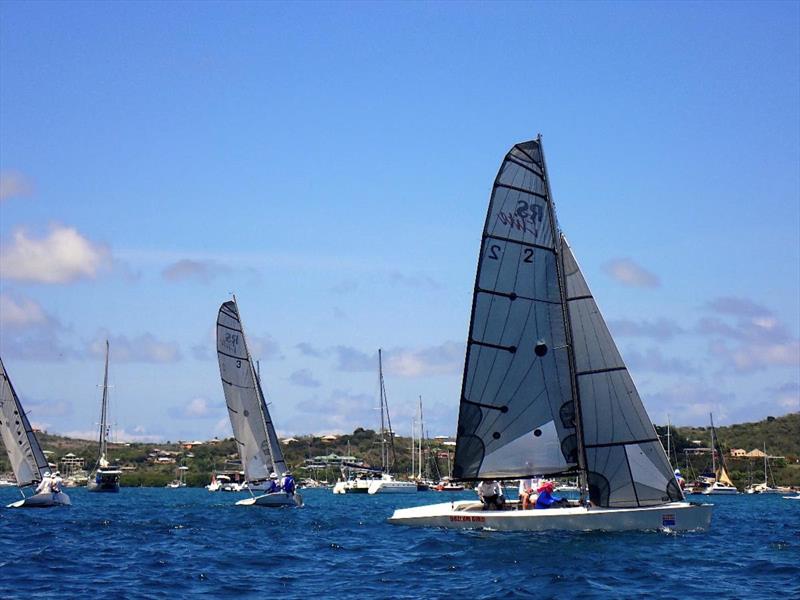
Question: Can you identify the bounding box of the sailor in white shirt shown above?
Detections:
[476,479,504,510]
[35,472,53,495]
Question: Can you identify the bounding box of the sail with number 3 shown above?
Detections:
[216,298,287,483]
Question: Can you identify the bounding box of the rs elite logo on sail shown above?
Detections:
[222,333,240,354]
[496,200,544,237]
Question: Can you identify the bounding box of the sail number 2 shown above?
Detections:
[488,244,533,263]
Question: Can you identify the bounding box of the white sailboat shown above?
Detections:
[745,443,782,494]
[367,350,416,494]
[1,357,71,508]
[699,414,738,495]
[166,465,188,488]
[216,297,302,508]
[87,341,121,493]
[389,137,712,531]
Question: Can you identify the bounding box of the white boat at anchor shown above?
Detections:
[366,350,417,495]
[216,297,302,508]
[368,473,417,494]
[745,443,784,494]
[388,138,712,532]
[87,341,122,493]
[1,357,71,509]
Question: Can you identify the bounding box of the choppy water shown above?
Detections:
[0,487,798,598]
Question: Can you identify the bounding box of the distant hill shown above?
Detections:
[672,412,799,458]
[2,414,798,487]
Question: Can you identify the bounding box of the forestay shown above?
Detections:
[0,357,50,487]
[216,300,287,482]
[562,238,682,507]
[453,140,578,480]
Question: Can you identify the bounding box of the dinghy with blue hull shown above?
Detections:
[1,357,71,509]
[388,138,712,532]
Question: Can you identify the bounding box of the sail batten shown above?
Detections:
[0,357,50,487]
[217,299,287,482]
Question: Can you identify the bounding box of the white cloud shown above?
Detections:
[607,318,684,340]
[162,259,231,283]
[288,369,321,388]
[0,170,34,201]
[385,342,464,377]
[87,333,182,363]
[183,397,213,418]
[0,293,49,328]
[0,224,111,283]
[602,258,660,288]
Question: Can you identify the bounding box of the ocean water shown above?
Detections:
[0,487,798,599]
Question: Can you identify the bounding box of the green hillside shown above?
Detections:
[2,414,797,488]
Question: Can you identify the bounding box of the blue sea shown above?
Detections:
[0,487,798,599]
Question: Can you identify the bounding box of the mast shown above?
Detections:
[378,349,386,471]
[539,134,589,501]
[763,441,768,486]
[710,413,717,476]
[666,414,671,468]
[98,340,110,467]
[418,396,423,480]
[410,415,415,479]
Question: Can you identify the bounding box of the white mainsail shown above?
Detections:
[216,299,287,482]
[0,357,50,487]
[453,137,681,508]
[453,139,578,480]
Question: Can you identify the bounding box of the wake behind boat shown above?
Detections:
[388,137,712,532]
[1,357,71,509]
[87,341,121,493]
[216,297,302,508]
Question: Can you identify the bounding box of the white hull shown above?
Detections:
[333,479,374,494]
[388,500,712,532]
[7,491,72,509]
[700,484,738,495]
[368,479,418,494]
[235,491,303,507]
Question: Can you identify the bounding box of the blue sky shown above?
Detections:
[1,1,798,442]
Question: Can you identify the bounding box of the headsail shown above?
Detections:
[216,299,287,482]
[0,357,50,487]
[453,139,578,480]
[562,238,682,507]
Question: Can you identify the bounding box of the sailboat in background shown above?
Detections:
[389,137,712,531]
[699,414,738,495]
[1,357,71,508]
[216,297,302,507]
[87,341,121,492]
[745,443,782,494]
[367,349,417,494]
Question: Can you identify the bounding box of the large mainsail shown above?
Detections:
[0,357,50,487]
[453,139,578,480]
[216,300,287,481]
[562,238,682,507]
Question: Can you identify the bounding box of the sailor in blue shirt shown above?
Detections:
[534,481,568,509]
[265,472,279,493]
[281,471,296,495]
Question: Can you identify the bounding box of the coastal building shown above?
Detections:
[59,453,85,477]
